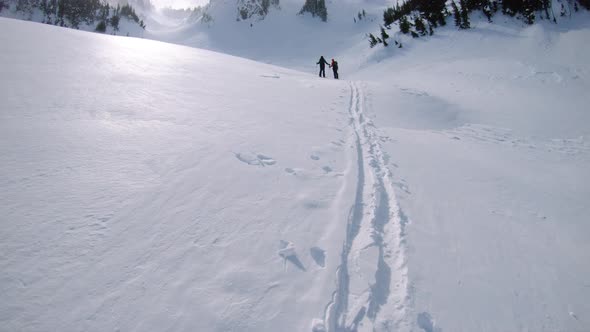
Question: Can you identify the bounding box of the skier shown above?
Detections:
[330,58,339,79]
[317,56,329,78]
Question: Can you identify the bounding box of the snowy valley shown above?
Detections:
[1,0,590,331]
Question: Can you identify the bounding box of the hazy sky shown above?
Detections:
[151,0,209,9]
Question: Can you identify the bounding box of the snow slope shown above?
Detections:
[1,6,590,332]
[351,15,590,332]
[0,17,357,331]
[0,3,146,37]
[144,0,388,72]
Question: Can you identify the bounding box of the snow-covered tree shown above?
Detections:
[399,15,410,34]
[299,0,327,22]
[459,0,470,29]
[380,26,389,46]
[414,15,427,35]
[236,0,279,21]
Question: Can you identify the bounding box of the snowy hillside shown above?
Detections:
[352,15,590,332]
[0,0,146,36]
[1,2,590,332]
[143,0,388,70]
[0,17,358,332]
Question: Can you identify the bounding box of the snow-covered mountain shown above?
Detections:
[1,0,590,331]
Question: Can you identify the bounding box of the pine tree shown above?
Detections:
[110,14,120,31]
[300,0,327,22]
[414,16,427,35]
[482,0,493,22]
[459,0,470,29]
[502,0,521,16]
[399,15,411,34]
[261,0,270,14]
[95,20,106,32]
[380,26,389,46]
[560,3,566,16]
[317,0,327,21]
[451,1,462,28]
[523,0,535,24]
[368,33,379,48]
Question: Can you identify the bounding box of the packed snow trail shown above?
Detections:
[321,82,409,332]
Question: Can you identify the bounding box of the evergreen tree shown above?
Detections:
[380,26,389,46]
[110,14,120,31]
[414,16,427,35]
[459,0,470,29]
[482,1,493,22]
[523,0,535,24]
[368,33,379,48]
[502,0,520,16]
[580,0,590,10]
[399,15,411,34]
[299,0,328,22]
[451,1,462,28]
[95,20,106,32]
[383,8,395,26]
[8,0,128,28]
[261,0,270,14]
[317,0,327,21]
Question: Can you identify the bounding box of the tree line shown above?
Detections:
[369,0,590,48]
[0,0,145,32]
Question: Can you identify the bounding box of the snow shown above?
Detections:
[352,14,590,332]
[1,3,590,332]
[0,17,353,331]
[0,3,145,37]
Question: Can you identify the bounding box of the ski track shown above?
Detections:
[322,82,409,332]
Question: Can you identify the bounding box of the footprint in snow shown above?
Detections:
[417,312,442,332]
[310,247,326,268]
[278,240,306,271]
[260,74,280,79]
[310,155,320,160]
[235,152,276,167]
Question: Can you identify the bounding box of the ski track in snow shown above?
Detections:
[322,82,409,332]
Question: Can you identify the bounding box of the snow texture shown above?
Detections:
[1,4,590,332]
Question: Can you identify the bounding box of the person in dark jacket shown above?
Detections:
[330,58,339,79]
[317,56,329,78]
